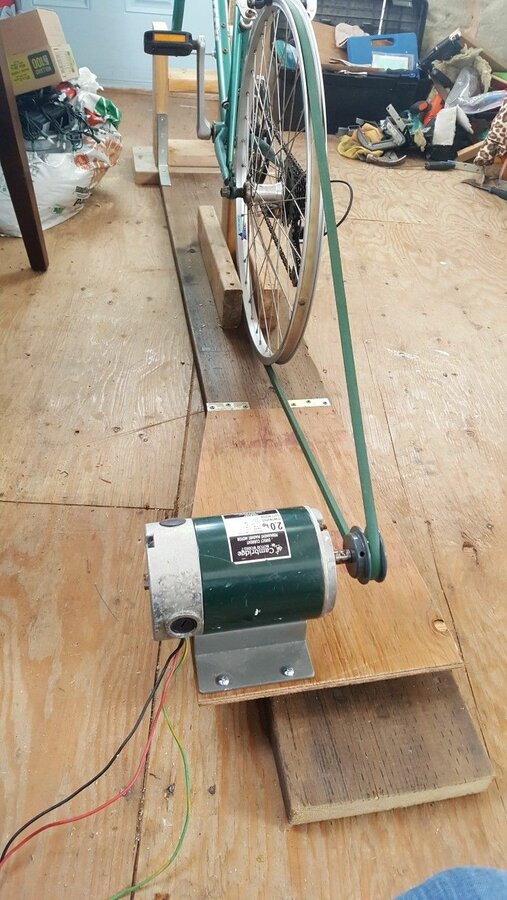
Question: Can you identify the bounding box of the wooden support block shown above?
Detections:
[168,138,218,172]
[268,672,493,824]
[132,145,158,184]
[161,174,332,408]
[221,196,237,258]
[133,139,218,184]
[250,262,279,332]
[457,141,485,162]
[198,205,242,329]
[168,67,219,94]
[151,20,169,158]
[258,288,278,332]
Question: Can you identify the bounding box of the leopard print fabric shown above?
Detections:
[476,98,507,166]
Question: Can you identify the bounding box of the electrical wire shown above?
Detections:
[324,179,354,234]
[0,639,184,865]
[0,645,183,870]
[108,644,191,900]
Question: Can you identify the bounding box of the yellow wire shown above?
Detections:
[108,641,190,900]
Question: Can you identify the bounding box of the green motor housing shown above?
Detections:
[145,507,337,640]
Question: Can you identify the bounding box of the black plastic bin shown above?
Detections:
[321,71,431,131]
[315,0,428,50]
[312,0,430,131]
[283,67,430,133]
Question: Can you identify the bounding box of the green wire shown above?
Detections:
[108,648,191,900]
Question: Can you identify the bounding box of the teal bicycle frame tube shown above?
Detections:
[226,5,249,172]
[171,0,185,31]
[213,0,231,110]
[167,0,248,185]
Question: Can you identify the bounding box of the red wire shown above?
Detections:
[0,649,181,871]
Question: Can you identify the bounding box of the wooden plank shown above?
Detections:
[269,672,493,825]
[0,503,160,895]
[292,144,507,829]
[168,138,218,172]
[161,174,328,407]
[457,140,486,162]
[133,141,218,183]
[0,33,48,272]
[132,144,159,184]
[168,67,219,94]
[197,205,242,328]
[151,20,169,159]
[192,406,461,704]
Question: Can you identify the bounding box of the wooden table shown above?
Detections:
[0,31,48,271]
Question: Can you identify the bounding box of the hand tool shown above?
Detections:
[462,178,507,200]
[426,161,482,173]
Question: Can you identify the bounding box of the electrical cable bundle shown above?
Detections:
[0,639,190,899]
[16,86,100,153]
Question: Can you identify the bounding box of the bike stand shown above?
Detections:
[132,19,218,186]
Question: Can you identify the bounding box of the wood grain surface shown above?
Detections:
[191,406,461,704]
[0,503,160,898]
[197,205,242,328]
[0,145,194,510]
[269,673,492,824]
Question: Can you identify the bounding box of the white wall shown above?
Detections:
[423,0,507,65]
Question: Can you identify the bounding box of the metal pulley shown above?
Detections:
[145,507,336,692]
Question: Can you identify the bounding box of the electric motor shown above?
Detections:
[144,506,337,640]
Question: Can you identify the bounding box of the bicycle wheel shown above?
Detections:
[235,0,325,364]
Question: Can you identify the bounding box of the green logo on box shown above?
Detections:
[28,51,55,79]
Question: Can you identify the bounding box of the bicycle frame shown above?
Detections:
[162,0,385,580]
[171,0,250,185]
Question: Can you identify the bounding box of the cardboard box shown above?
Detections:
[0,9,78,96]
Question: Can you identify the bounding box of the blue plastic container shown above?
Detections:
[347,32,419,77]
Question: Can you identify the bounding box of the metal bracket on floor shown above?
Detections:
[288,398,331,408]
[206,401,250,412]
[194,621,314,693]
[156,113,170,186]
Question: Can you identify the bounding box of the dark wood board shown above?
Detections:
[161,174,327,408]
[268,672,493,825]
[0,34,48,271]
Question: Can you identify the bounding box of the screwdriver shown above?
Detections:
[425,160,482,173]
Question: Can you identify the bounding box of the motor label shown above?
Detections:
[222,509,291,565]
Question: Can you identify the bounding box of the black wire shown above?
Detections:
[0,638,184,862]
[324,179,354,234]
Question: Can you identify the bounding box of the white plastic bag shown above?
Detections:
[0,69,121,237]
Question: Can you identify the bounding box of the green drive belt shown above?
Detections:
[266,0,382,581]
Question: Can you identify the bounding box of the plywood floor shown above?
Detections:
[0,91,506,899]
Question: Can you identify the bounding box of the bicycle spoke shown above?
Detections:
[235,0,323,362]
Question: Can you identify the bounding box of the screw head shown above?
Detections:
[216,673,231,687]
[281,665,295,678]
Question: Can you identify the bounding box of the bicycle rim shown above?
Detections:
[235,0,324,364]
